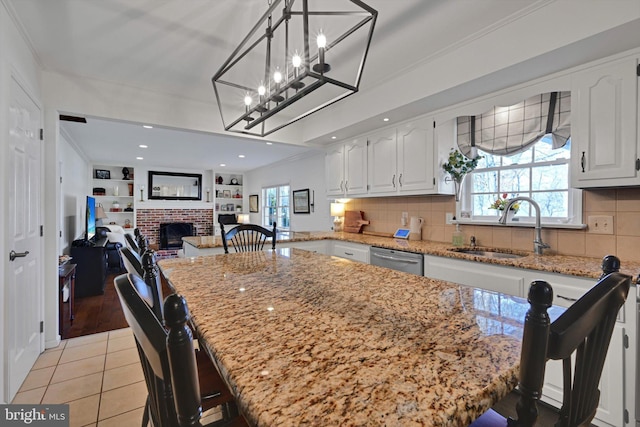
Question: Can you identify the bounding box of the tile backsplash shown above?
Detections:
[344,188,640,262]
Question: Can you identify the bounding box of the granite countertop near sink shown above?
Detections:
[183,232,640,280]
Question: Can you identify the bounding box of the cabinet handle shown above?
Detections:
[581,151,586,173]
[392,174,396,188]
[340,181,344,192]
[557,294,578,302]
[344,252,354,256]
[399,173,403,187]
[345,181,348,191]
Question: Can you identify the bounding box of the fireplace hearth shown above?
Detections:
[159,222,194,249]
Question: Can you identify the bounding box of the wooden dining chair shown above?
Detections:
[120,246,144,277]
[115,274,245,427]
[220,222,276,254]
[470,255,631,427]
[125,233,142,255]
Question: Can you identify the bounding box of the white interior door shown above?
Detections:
[5,77,43,400]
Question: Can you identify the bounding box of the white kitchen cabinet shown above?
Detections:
[369,117,435,195]
[571,56,640,187]
[325,138,368,197]
[331,241,370,263]
[423,254,525,296]
[368,128,397,193]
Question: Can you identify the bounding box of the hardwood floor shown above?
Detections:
[61,272,129,339]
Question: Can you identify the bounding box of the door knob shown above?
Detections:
[9,250,29,261]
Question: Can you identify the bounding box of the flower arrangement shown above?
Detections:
[442,149,482,182]
[489,193,520,211]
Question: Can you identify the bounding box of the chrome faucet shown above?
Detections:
[498,196,550,255]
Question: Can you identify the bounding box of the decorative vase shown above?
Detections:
[453,176,464,202]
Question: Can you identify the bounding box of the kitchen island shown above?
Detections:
[159,249,563,426]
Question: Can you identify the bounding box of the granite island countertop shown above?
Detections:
[160,249,563,426]
[183,232,640,280]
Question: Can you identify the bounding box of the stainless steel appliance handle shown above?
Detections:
[371,253,420,264]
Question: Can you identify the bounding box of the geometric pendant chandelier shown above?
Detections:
[212,0,377,137]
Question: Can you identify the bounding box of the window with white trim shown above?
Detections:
[461,135,581,225]
[262,185,290,230]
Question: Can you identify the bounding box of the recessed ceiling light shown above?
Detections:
[238,154,246,158]
[142,125,153,129]
[266,142,273,145]
[138,144,148,148]
[331,136,337,140]
[220,163,226,167]
[136,157,144,160]
[383,117,389,122]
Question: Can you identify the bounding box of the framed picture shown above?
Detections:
[222,190,231,198]
[249,194,259,213]
[95,169,110,179]
[293,188,310,214]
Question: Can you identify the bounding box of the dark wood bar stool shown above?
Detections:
[220,222,276,254]
[115,274,246,427]
[471,255,631,427]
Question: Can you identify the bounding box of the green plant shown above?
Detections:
[442,149,482,182]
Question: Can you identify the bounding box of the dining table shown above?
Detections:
[158,248,557,426]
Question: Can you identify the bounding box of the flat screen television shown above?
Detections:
[85,195,96,241]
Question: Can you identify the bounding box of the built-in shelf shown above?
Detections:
[92,165,136,228]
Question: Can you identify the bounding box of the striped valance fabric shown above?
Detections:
[456,91,571,157]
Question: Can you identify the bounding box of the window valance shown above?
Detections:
[456,91,571,157]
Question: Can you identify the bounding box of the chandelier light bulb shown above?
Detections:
[258,85,266,96]
[273,70,283,84]
[244,94,252,106]
[313,32,331,74]
[317,33,327,49]
[292,54,302,68]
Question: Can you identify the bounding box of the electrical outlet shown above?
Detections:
[587,215,614,235]
[445,212,455,224]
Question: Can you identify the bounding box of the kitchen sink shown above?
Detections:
[448,248,526,259]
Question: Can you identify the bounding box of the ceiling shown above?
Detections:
[5,0,628,171]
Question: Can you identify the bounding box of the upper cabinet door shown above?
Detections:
[368,128,397,194]
[397,118,434,193]
[344,139,368,196]
[571,57,639,187]
[325,145,345,196]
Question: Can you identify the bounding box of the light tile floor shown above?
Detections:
[11,328,146,427]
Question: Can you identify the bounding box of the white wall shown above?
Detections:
[0,0,43,404]
[59,131,91,253]
[246,153,332,232]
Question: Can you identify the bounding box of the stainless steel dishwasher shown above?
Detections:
[369,246,423,275]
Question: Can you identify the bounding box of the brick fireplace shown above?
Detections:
[136,208,213,258]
